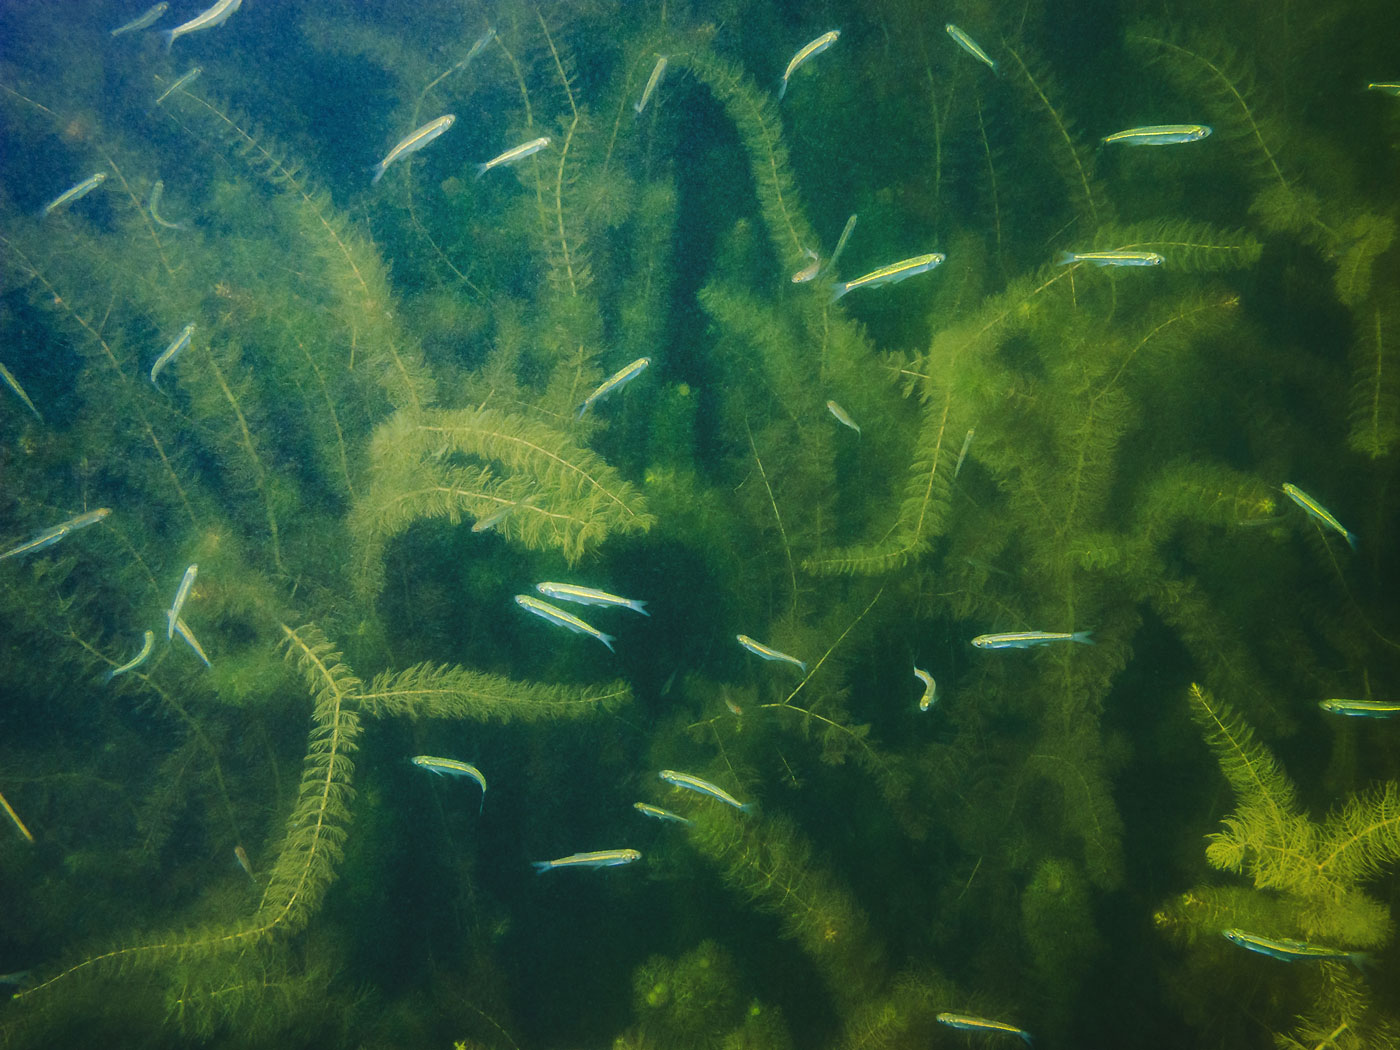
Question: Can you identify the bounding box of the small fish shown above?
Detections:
[167,563,198,640]
[477,136,551,176]
[110,2,169,37]
[0,359,42,421]
[147,180,185,229]
[971,630,1094,649]
[515,595,616,652]
[371,115,456,185]
[1367,83,1400,96]
[1055,250,1164,267]
[826,400,860,434]
[532,848,641,873]
[723,695,744,717]
[633,802,691,825]
[914,666,938,711]
[411,755,487,812]
[1319,698,1400,718]
[162,0,242,51]
[1282,483,1357,550]
[154,66,202,105]
[105,630,155,682]
[945,25,998,74]
[172,616,210,667]
[461,28,496,66]
[954,427,975,478]
[827,214,857,275]
[0,507,110,561]
[779,30,840,99]
[832,253,944,301]
[535,582,649,616]
[150,323,195,385]
[659,770,752,812]
[1222,929,1367,968]
[791,249,820,283]
[40,173,106,219]
[635,55,668,114]
[471,501,520,533]
[1102,124,1211,146]
[233,844,255,881]
[736,634,806,673]
[936,1013,1033,1047]
[578,357,651,417]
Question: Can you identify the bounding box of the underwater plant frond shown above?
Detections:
[1315,782,1400,890]
[260,625,362,934]
[1347,297,1400,458]
[1001,42,1108,230]
[1025,739,1126,889]
[352,408,653,595]
[685,807,885,1011]
[674,47,817,268]
[1332,212,1395,307]
[805,389,953,575]
[1085,220,1262,273]
[1127,27,1296,204]
[1187,685,1319,892]
[358,661,632,723]
[159,86,436,413]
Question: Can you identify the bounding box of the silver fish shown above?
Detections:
[162,0,242,51]
[372,115,456,185]
[779,30,840,99]
[477,136,550,176]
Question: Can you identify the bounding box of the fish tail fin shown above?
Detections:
[1071,629,1095,645]
[475,162,491,178]
[739,802,756,814]
[1350,950,1373,972]
[778,77,788,100]
[830,282,848,302]
[796,660,809,674]
[102,668,116,684]
[576,400,590,419]
[1345,529,1359,551]
[161,29,176,52]
[370,164,385,185]
[630,600,650,617]
[166,610,176,640]
[531,861,554,874]
[1018,1033,1035,1048]
[1054,251,1077,266]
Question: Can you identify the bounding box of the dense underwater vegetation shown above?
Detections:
[1,0,1398,1047]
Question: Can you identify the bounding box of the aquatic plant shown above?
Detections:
[0,0,1396,1047]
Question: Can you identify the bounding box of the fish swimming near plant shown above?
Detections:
[1282,483,1357,550]
[831,253,944,300]
[971,630,1094,649]
[105,630,155,682]
[1318,698,1400,718]
[40,173,106,219]
[154,66,202,105]
[658,769,753,812]
[532,848,641,873]
[150,323,195,385]
[1,507,111,561]
[826,400,860,434]
[778,30,840,100]
[515,594,616,651]
[167,563,198,640]
[634,802,691,824]
[535,582,649,616]
[110,2,168,37]
[634,55,668,114]
[1101,124,1211,145]
[736,634,806,673]
[411,755,487,812]
[161,0,242,51]
[936,1012,1033,1046]
[172,616,211,667]
[477,136,551,177]
[578,357,650,417]
[1055,250,1164,267]
[914,666,938,711]
[945,24,998,74]
[1223,928,1368,969]
[371,115,456,185]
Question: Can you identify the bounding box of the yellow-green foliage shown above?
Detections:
[683,807,885,1013]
